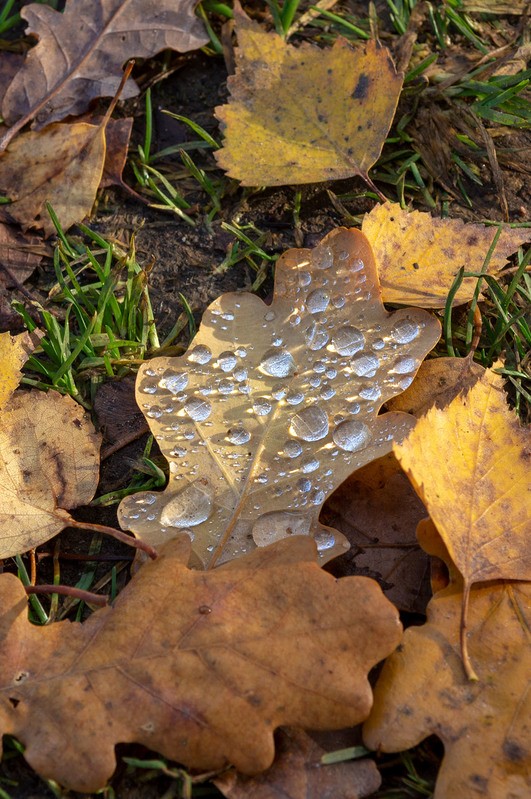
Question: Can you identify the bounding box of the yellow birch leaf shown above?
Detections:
[0,330,40,411]
[362,202,530,307]
[215,3,403,187]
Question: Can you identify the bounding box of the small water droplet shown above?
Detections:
[305,322,329,351]
[135,493,157,506]
[315,529,336,551]
[320,384,335,400]
[188,344,212,364]
[313,361,326,373]
[338,250,349,261]
[297,478,312,493]
[299,271,312,287]
[264,310,276,322]
[258,348,296,378]
[333,420,371,452]
[226,424,251,445]
[392,358,417,374]
[325,367,337,379]
[309,375,321,388]
[158,369,189,394]
[271,335,283,347]
[399,376,414,390]
[170,446,187,457]
[233,367,248,382]
[140,381,158,394]
[221,311,235,321]
[350,258,364,273]
[283,440,303,458]
[218,351,237,372]
[184,397,212,422]
[359,386,381,400]
[286,390,304,405]
[160,479,214,527]
[306,289,330,314]
[218,379,234,394]
[311,489,325,505]
[255,472,269,484]
[235,347,247,358]
[333,326,365,356]
[391,318,420,344]
[144,368,156,377]
[315,245,334,270]
[289,314,301,326]
[272,384,288,400]
[290,406,329,441]
[146,406,163,419]
[253,397,272,416]
[332,295,346,309]
[301,456,319,473]
[350,353,379,377]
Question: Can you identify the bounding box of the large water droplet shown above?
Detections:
[333,326,365,356]
[283,440,303,458]
[305,322,329,351]
[290,406,329,441]
[184,397,212,422]
[391,318,420,344]
[258,348,296,378]
[359,386,381,400]
[160,479,214,527]
[158,369,189,394]
[315,245,334,270]
[253,397,272,416]
[306,289,330,314]
[253,511,311,547]
[218,351,237,372]
[226,424,251,445]
[350,353,379,378]
[333,420,371,452]
[218,379,234,394]
[187,344,212,364]
[392,357,417,374]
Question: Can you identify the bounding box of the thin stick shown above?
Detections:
[25,584,108,607]
[67,518,158,560]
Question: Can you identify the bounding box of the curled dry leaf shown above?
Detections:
[118,228,441,567]
[0,0,207,150]
[215,3,403,187]
[214,728,381,799]
[364,520,531,799]
[0,535,402,792]
[362,202,530,307]
[0,390,101,558]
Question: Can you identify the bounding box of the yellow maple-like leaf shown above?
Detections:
[363,202,530,307]
[394,366,530,588]
[0,330,39,411]
[215,3,403,187]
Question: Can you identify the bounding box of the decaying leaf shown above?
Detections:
[118,227,440,567]
[0,390,101,558]
[364,522,531,799]
[0,535,402,792]
[215,3,403,187]
[214,728,381,799]
[362,202,530,307]
[0,0,207,150]
[323,453,431,613]
[99,117,133,189]
[0,330,40,411]
[0,120,108,235]
[0,222,44,284]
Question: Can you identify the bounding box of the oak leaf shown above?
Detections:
[0,390,101,558]
[215,4,403,187]
[364,521,531,799]
[362,202,530,307]
[214,728,381,799]
[0,535,402,792]
[0,0,207,150]
[118,227,440,567]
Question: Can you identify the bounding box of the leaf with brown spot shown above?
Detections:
[214,728,381,799]
[362,202,530,307]
[0,390,101,558]
[364,521,531,799]
[0,535,402,792]
[117,227,440,568]
[214,3,403,187]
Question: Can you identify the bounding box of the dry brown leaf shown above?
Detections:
[99,117,133,189]
[0,0,207,150]
[323,453,430,613]
[0,535,402,792]
[214,728,381,799]
[118,227,440,567]
[364,521,531,799]
[215,3,403,187]
[0,330,40,411]
[362,202,530,307]
[0,222,43,284]
[0,390,100,558]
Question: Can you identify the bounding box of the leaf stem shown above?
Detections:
[25,584,108,607]
[67,518,158,560]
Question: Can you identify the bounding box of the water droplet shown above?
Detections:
[286,390,304,405]
[305,322,329,351]
[135,493,157,505]
[313,361,326,374]
[299,271,312,287]
[311,489,325,505]
[264,310,276,322]
[144,368,156,377]
[301,456,319,473]
[188,344,212,364]
[338,249,349,261]
[184,397,212,422]
[146,406,163,419]
[253,397,272,416]
[392,358,417,374]
[359,386,381,400]
[350,258,364,273]
[235,347,247,358]
[158,369,189,394]
[325,367,337,379]
[218,351,237,372]
[218,379,234,394]
[271,335,283,347]
[333,326,365,356]
[170,446,187,457]
[272,384,287,400]
[226,425,251,445]
[372,338,385,351]
[315,245,334,270]
[309,375,321,388]
[399,376,414,390]
[350,353,379,377]
[297,478,312,493]
[258,348,296,378]
[315,529,335,551]
[333,295,346,309]
[221,311,235,321]
[140,381,158,394]
[233,367,248,382]
[255,472,269,484]
[289,314,301,327]
[290,406,329,441]
[391,318,420,344]
[160,479,214,527]
[319,385,335,400]
[238,381,251,395]
[252,511,311,546]
[347,401,361,415]
[333,420,371,452]
[306,289,330,314]
[283,440,303,458]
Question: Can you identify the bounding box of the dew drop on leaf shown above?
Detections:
[188,345,212,364]
[301,456,319,473]
[314,529,336,551]
[350,353,379,377]
[306,289,330,314]
[332,420,371,452]
[305,322,329,351]
[160,479,214,528]
[184,397,212,422]
[225,425,251,445]
[158,369,189,394]
[258,348,296,377]
[218,351,238,372]
[391,318,420,344]
[252,510,311,546]
[283,440,303,458]
[392,357,417,374]
[332,326,365,356]
[290,406,329,441]
[253,397,272,416]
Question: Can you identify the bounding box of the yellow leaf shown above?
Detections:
[0,330,39,411]
[362,202,530,307]
[215,3,403,187]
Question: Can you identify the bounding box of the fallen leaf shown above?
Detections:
[0,0,208,150]
[386,356,484,416]
[0,535,402,792]
[0,120,107,235]
[118,227,441,567]
[215,3,403,187]
[0,330,40,411]
[99,117,133,189]
[362,202,530,307]
[0,221,44,284]
[214,727,381,799]
[322,453,431,613]
[364,522,531,799]
[0,390,101,558]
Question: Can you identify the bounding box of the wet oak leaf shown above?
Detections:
[214,728,381,799]
[362,202,530,307]
[118,227,441,567]
[0,535,402,793]
[393,366,531,588]
[0,0,207,149]
[0,390,101,558]
[364,525,531,799]
[214,3,403,186]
